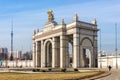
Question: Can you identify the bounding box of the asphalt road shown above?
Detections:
[96,69,120,80]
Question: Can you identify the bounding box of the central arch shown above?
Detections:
[45,40,52,67]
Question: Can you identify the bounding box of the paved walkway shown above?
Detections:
[96,69,120,80]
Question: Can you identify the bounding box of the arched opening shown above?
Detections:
[66,35,73,68]
[66,42,73,68]
[83,48,91,67]
[67,42,73,68]
[81,38,93,68]
[45,41,52,67]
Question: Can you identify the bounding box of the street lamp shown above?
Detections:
[100,51,102,68]
[115,23,118,69]
[106,52,109,68]
[99,29,102,68]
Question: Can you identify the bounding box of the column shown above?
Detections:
[52,37,57,68]
[90,48,93,67]
[65,37,69,67]
[36,41,41,67]
[32,42,36,68]
[73,33,80,68]
[93,35,98,67]
[41,40,45,68]
[56,38,60,67]
[39,42,41,67]
[80,46,84,67]
[36,41,38,67]
[60,35,66,68]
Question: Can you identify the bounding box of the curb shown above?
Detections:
[85,71,111,80]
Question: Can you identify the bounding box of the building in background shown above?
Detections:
[0,48,8,60]
[98,50,120,68]
[22,50,32,60]
[98,55,120,69]
[8,51,22,60]
[2,50,32,68]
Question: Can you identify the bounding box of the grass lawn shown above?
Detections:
[0,71,103,80]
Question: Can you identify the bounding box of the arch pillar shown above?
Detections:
[32,42,36,68]
[41,40,45,68]
[60,35,67,68]
[35,41,41,67]
[73,33,80,68]
[36,41,40,67]
[80,46,84,67]
[52,37,57,68]
[35,42,38,67]
[90,48,94,67]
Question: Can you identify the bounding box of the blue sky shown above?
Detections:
[0,0,120,53]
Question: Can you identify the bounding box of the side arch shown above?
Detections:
[44,39,53,46]
[80,37,94,68]
[44,39,53,67]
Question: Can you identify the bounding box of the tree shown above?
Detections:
[10,53,13,61]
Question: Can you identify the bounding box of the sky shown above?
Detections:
[0,0,120,54]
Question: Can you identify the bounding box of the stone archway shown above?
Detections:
[44,40,52,67]
[32,10,98,68]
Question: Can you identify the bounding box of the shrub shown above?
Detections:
[20,65,22,68]
[48,68,52,71]
[32,69,36,72]
[32,69,40,72]
[60,68,66,72]
[41,69,46,72]
[74,68,78,71]
[36,69,40,72]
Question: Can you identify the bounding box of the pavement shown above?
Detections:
[96,69,120,80]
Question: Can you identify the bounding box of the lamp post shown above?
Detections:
[105,51,108,67]
[115,23,118,69]
[107,52,109,67]
[100,29,102,68]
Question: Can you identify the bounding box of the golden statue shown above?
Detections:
[47,10,54,22]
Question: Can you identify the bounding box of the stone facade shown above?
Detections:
[98,56,120,69]
[32,10,98,68]
[2,60,33,67]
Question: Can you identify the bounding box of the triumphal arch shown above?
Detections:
[32,10,98,68]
